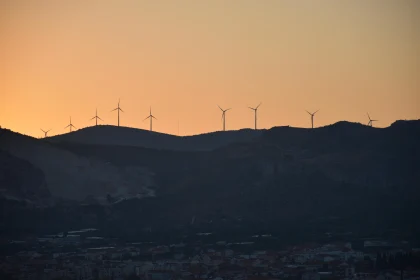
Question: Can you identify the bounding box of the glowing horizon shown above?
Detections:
[3,108,416,139]
[1,0,419,138]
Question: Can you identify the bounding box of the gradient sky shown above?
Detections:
[1,0,419,138]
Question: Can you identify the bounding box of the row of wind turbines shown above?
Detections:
[41,99,157,137]
[219,106,378,131]
[39,99,379,138]
[110,99,157,130]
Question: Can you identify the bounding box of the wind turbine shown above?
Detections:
[306,110,319,129]
[248,102,261,130]
[111,99,124,127]
[40,128,51,138]
[367,113,378,127]
[144,107,157,132]
[218,105,231,131]
[64,117,76,132]
[90,108,103,126]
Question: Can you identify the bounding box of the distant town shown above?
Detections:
[1,228,420,280]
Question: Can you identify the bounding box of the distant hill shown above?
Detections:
[47,125,263,151]
[262,120,420,153]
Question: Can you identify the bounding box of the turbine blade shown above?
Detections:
[314,109,319,114]
[256,102,262,109]
[306,110,311,115]
[111,108,118,112]
[119,108,124,113]
[248,107,255,110]
[367,113,371,120]
[217,105,223,111]
[64,124,70,129]
[40,129,45,133]
[152,116,157,120]
[98,116,103,121]
[90,116,96,120]
[143,116,151,121]
[226,108,231,111]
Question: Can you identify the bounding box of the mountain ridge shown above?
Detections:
[46,125,263,151]
[44,119,420,151]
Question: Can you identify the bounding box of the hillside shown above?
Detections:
[47,125,263,151]
[0,128,155,202]
[53,121,419,194]
[1,120,419,240]
[0,149,50,203]
[39,120,419,235]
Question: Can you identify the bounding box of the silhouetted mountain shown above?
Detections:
[262,120,419,154]
[1,120,419,241]
[47,125,263,151]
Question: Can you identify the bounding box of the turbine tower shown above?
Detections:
[367,113,378,127]
[144,107,157,132]
[306,110,319,129]
[248,102,261,130]
[64,117,76,132]
[111,99,124,127]
[40,128,51,138]
[90,108,103,126]
[218,105,231,131]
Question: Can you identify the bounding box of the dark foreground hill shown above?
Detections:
[1,120,419,243]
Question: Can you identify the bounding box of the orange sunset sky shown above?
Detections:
[1,0,419,138]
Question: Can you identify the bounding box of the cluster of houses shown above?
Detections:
[1,238,420,280]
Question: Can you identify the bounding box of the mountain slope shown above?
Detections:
[0,128,155,201]
[55,120,420,218]
[260,120,420,192]
[0,149,50,203]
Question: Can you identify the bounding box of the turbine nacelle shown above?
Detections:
[144,107,157,131]
[40,128,52,138]
[218,105,231,114]
[64,117,76,132]
[248,102,262,111]
[367,113,378,127]
[90,108,104,126]
[248,102,262,130]
[306,109,319,129]
[306,109,319,116]
[111,99,123,126]
[217,105,231,131]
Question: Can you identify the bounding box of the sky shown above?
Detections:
[1,0,419,138]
